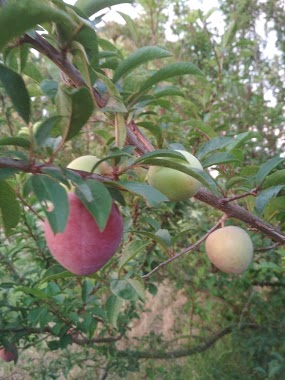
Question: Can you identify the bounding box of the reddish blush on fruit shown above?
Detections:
[44,193,123,275]
[0,344,17,362]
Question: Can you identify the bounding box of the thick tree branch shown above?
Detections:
[0,326,121,345]
[1,157,285,244]
[195,188,285,244]
[116,323,260,359]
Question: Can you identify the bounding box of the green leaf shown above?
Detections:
[110,279,140,301]
[0,64,30,124]
[134,230,171,253]
[40,80,58,99]
[197,137,233,160]
[81,279,93,303]
[96,72,127,113]
[262,169,285,189]
[0,0,73,51]
[201,152,239,168]
[185,119,217,139]
[16,286,48,300]
[56,84,94,140]
[127,278,145,301]
[154,86,185,99]
[256,156,284,186]
[113,46,172,83]
[29,174,69,234]
[105,295,123,328]
[75,0,133,17]
[0,136,31,149]
[134,149,189,164]
[115,181,168,206]
[117,11,139,44]
[75,179,112,231]
[136,121,163,146]
[0,168,19,181]
[33,116,62,148]
[226,131,260,151]
[23,63,43,84]
[76,26,99,68]
[264,196,285,222]
[115,113,127,149]
[255,186,284,214]
[133,62,204,102]
[40,265,73,283]
[0,180,20,236]
[119,240,150,270]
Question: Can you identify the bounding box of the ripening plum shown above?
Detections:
[44,192,123,275]
[205,226,254,274]
[0,344,17,362]
[147,150,203,201]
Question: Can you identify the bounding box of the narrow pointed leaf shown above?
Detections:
[0,64,30,124]
[75,0,133,17]
[56,84,94,140]
[0,136,31,149]
[0,180,20,236]
[113,46,172,83]
[137,62,204,97]
[75,179,112,231]
[105,295,123,328]
[197,137,233,160]
[29,175,69,234]
[0,0,73,51]
[256,156,284,186]
[115,181,168,206]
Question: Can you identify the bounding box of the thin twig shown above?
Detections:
[222,187,259,204]
[142,216,226,279]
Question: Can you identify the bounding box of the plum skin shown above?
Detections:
[67,155,112,176]
[44,192,123,275]
[205,226,254,274]
[147,150,203,202]
[0,345,17,362]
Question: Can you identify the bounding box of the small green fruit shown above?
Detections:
[205,226,254,274]
[147,150,203,201]
[67,155,112,176]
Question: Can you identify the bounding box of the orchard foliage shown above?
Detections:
[0,0,285,378]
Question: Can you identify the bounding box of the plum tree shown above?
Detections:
[147,150,203,201]
[205,226,254,274]
[44,192,123,275]
[0,345,17,362]
[44,155,123,275]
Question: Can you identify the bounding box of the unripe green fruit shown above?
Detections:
[17,127,30,138]
[147,150,203,201]
[44,192,123,275]
[205,226,254,274]
[0,344,17,362]
[67,155,113,176]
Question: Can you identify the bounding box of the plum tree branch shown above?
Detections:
[195,188,285,244]
[116,323,260,359]
[3,32,285,245]
[0,326,121,344]
[21,32,154,156]
[142,216,226,279]
[0,157,285,244]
